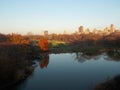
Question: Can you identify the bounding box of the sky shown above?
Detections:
[0,0,120,35]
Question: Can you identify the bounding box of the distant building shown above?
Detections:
[102,24,115,35]
[84,28,90,34]
[103,27,111,35]
[63,30,67,35]
[93,28,98,34]
[104,27,109,32]
[44,30,48,38]
[115,30,120,34]
[78,26,84,34]
[27,32,33,36]
[110,24,115,33]
[97,30,103,36]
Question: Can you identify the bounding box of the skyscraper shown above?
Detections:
[78,26,84,34]
[110,24,115,33]
[44,30,48,37]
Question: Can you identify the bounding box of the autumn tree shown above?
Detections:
[38,38,49,51]
[39,53,49,69]
[8,34,29,44]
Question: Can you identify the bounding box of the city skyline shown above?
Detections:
[42,24,119,36]
[0,0,120,34]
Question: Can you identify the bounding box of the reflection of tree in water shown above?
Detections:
[75,52,86,63]
[105,49,120,61]
[39,53,49,69]
[75,52,101,63]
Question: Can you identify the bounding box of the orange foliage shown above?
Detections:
[8,34,29,44]
[38,38,49,51]
[40,59,49,69]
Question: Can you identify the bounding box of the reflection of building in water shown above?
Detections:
[83,54,100,60]
[75,52,101,63]
[39,53,49,69]
[75,52,87,63]
[105,50,120,61]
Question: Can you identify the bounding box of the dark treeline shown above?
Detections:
[44,32,120,54]
[0,33,40,89]
[3,31,119,51]
[1,32,120,54]
[69,33,120,54]
[50,32,120,48]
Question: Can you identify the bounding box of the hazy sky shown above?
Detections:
[0,0,120,34]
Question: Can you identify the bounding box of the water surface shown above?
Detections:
[15,53,120,90]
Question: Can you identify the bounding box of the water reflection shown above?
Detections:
[105,49,120,61]
[1,50,120,90]
[74,52,86,63]
[74,50,120,63]
[37,51,120,68]
[39,53,49,69]
[12,52,120,90]
[74,52,102,63]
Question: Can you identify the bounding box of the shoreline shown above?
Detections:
[0,65,34,90]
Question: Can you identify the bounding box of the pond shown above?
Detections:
[13,53,120,90]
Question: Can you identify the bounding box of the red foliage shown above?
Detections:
[38,38,49,51]
[40,59,49,69]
